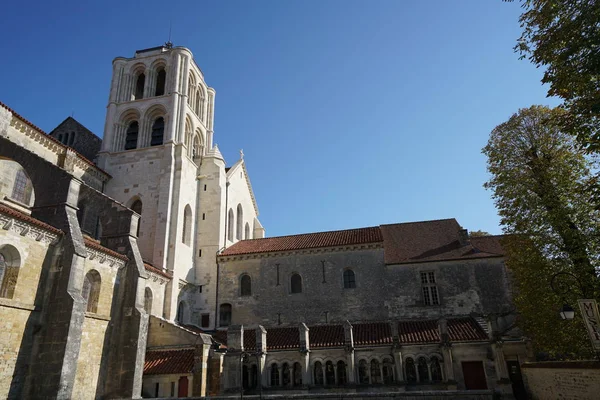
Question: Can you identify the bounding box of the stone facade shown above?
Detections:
[49,117,103,162]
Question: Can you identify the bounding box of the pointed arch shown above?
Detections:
[134,73,145,100]
[11,168,33,205]
[150,117,164,146]
[0,245,21,299]
[184,115,193,156]
[145,104,167,147]
[155,67,166,96]
[240,274,251,297]
[182,204,192,245]
[244,222,250,239]
[227,208,234,242]
[236,204,243,240]
[187,73,196,107]
[82,269,101,313]
[192,128,204,161]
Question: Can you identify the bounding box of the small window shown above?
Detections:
[270,364,280,387]
[291,273,302,294]
[170,381,175,397]
[150,117,164,146]
[236,204,243,240]
[201,314,210,328]
[405,358,417,383]
[421,271,439,305]
[125,121,139,150]
[82,270,101,313]
[155,382,159,397]
[227,208,234,242]
[219,303,232,327]
[343,269,356,289]
[155,68,166,96]
[244,222,250,239]
[240,274,252,297]
[313,361,323,385]
[182,205,192,245]
[11,169,32,205]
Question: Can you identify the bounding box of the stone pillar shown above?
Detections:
[493,341,509,381]
[299,323,311,385]
[192,342,211,396]
[256,326,267,388]
[390,321,403,382]
[223,325,244,392]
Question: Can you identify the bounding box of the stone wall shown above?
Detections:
[142,374,193,398]
[522,361,600,400]
[48,117,102,162]
[185,390,496,399]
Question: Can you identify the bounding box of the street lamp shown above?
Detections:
[559,303,575,320]
[550,271,587,319]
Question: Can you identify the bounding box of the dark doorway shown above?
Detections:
[462,361,487,390]
[507,360,527,400]
[178,376,189,397]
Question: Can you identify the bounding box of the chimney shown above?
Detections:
[458,228,470,246]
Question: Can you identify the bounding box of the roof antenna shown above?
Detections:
[165,20,173,49]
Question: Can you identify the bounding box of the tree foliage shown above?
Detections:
[469,230,491,237]
[510,0,600,153]
[483,105,600,358]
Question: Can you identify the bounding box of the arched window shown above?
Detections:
[155,68,166,96]
[371,359,382,384]
[383,359,394,384]
[0,245,20,299]
[337,361,347,385]
[125,121,139,150]
[405,358,417,383]
[240,274,252,297]
[282,363,291,386]
[343,269,356,289]
[244,222,250,239]
[82,269,101,313]
[12,169,33,205]
[195,89,201,117]
[270,364,280,387]
[219,303,232,327]
[134,73,145,100]
[430,356,443,382]
[313,361,323,385]
[325,361,335,385]
[150,117,164,146]
[177,301,188,324]
[131,199,142,237]
[182,205,192,245]
[291,273,302,294]
[144,287,153,314]
[236,204,243,240]
[417,356,429,382]
[227,208,234,241]
[192,135,202,160]
[293,362,302,386]
[358,360,369,384]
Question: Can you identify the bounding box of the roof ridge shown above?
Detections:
[240,225,381,241]
[380,217,458,227]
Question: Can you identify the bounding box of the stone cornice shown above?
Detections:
[0,212,61,246]
[218,242,383,262]
[84,244,127,269]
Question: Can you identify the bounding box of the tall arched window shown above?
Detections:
[430,357,443,382]
[12,169,33,205]
[337,361,347,385]
[244,223,250,240]
[134,73,145,100]
[125,121,139,150]
[150,117,164,146]
[325,361,335,385]
[371,359,382,384]
[144,287,153,314]
[405,358,417,383]
[293,362,302,386]
[82,269,101,313]
[155,68,166,96]
[131,199,142,237]
[343,269,356,289]
[219,303,232,327]
[270,364,280,387]
[227,208,234,242]
[236,204,243,240]
[358,360,369,384]
[182,205,192,245]
[313,362,323,385]
[417,356,429,382]
[240,274,252,297]
[291,273,302,294]
[192,135,202,160]
[0,245,21,299]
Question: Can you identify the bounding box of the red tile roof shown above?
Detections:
[447,317,488,342]
[380,219,503,265]
[144,263,173,279]
[84,237,128,260]
[220,226,383,256]
[144,349,195,375]
[310,325,345,348]
[353,322,393,346]
[0,204,62,235]
[398,320,440,344]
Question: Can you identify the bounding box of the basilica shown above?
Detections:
[0,44,528,399]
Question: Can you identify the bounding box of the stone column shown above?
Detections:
[493,341,509,381]
[343,320,356,383]
[223,325,244,391]
[299,323,311,385]
[256,326,267,388]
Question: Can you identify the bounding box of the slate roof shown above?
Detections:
[220,226,383,256]
[144,349,195,375]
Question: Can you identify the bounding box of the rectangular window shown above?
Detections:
[421,272,439,305]
[198,249,202,257]
[201,313,210,327]
[155,382,159,397]
[170,381,175,396]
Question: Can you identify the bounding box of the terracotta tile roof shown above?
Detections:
[144,349,195,375]
[264,327,298,350]
[380,219,503,265]
[398,320,440,344]
[84,237,128,260]
[220,226,383,256]
[0,100,110,178]
[447,317,488,342]
[144,263,173,279]
[306,325,345,348]
[0,204,62,235]
[353,322,393,346]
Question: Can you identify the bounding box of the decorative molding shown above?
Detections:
[147,270,168,285]
[84,245,127,269]
[218,242,383,262]
[0,213,60,245]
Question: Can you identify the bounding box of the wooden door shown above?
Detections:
[178,376,189,397]
[462,361,487,390]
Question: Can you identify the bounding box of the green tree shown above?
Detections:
[509,0,600,152]
[483,105,599,358]
[469,230,491,237]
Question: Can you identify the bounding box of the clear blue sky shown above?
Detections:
[0,0,558,237]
